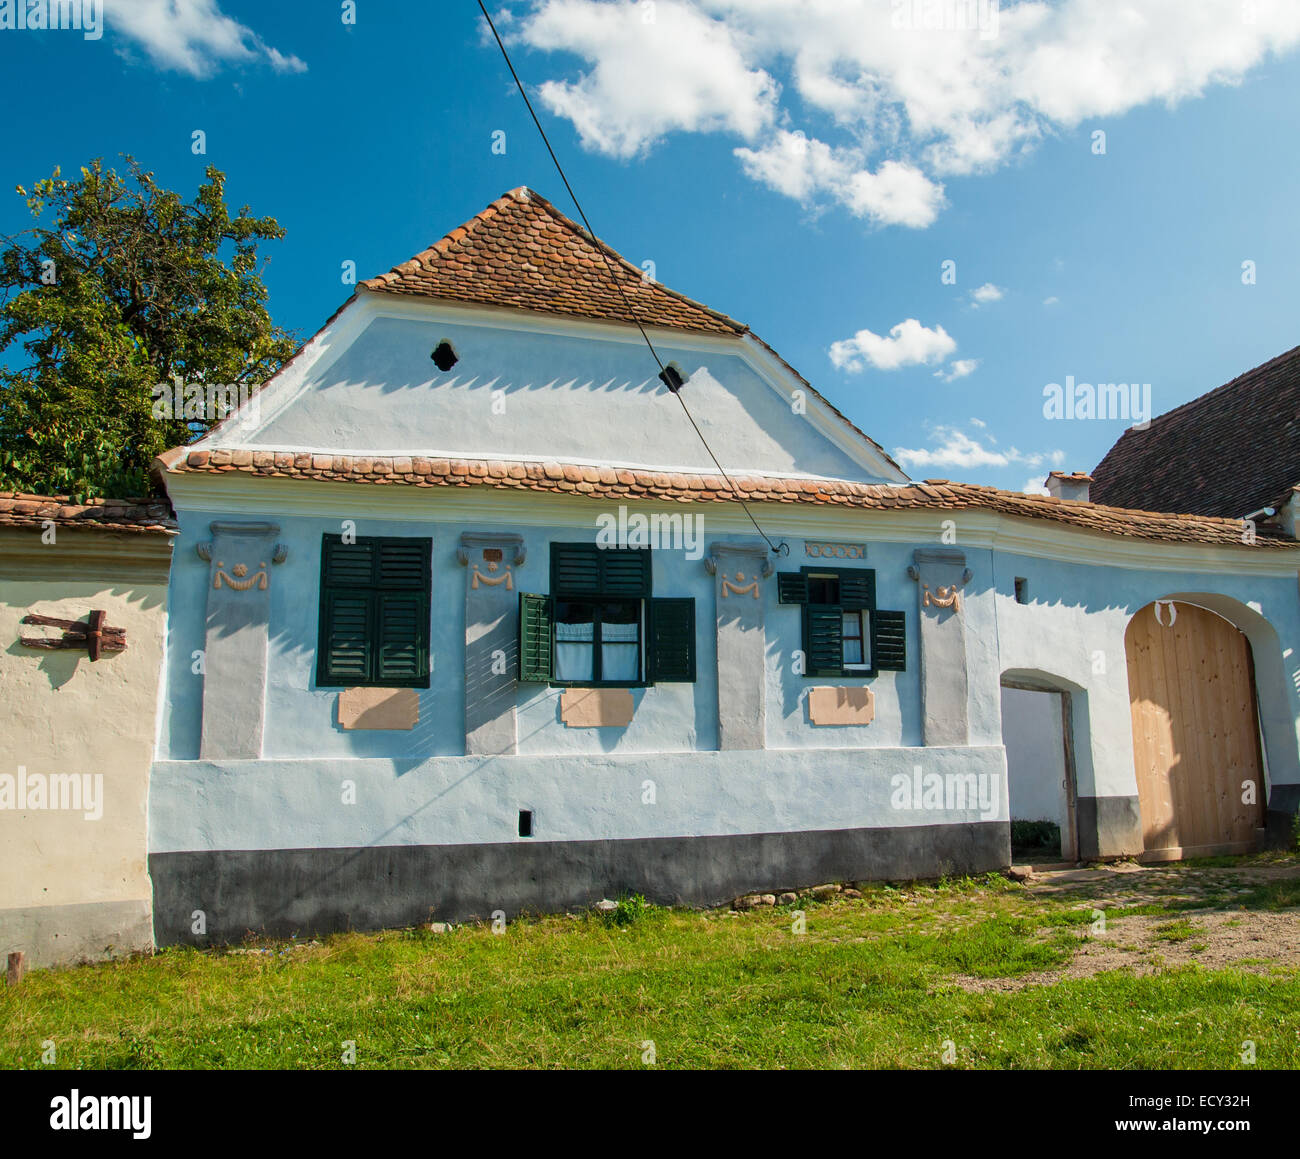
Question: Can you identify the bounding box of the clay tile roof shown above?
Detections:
[1092,343,1300,517]
[0,492,177,535]
[152,453,1295,549]
[359,186,745,336]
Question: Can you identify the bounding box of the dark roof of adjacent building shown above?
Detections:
[1091,343,1300,517]
[360,186,744,336]
[154,448,1295,549]
[0,493,177,535]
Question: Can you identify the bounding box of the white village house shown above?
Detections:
[136,187,1300,943]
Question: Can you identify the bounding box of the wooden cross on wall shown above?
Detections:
[19,610,126,661]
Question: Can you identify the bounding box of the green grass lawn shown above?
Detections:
[3,871,1297,1069]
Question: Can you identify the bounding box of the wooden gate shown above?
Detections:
[1125,601,1265,860]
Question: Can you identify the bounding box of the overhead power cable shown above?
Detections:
[476,0,786,557]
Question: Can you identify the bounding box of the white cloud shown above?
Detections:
[734,130,944,227]
[517,0,1300,226]
[935,358,979,382]
[969,416,987,428]
[970,282,1004,304]
[1023,476,1051,496]
[109,0,306,77]
[893,424,1064,471]
[521,0,777,157]
[1043,295,1060,306]
[829,318,955,372]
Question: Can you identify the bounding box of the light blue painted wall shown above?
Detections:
[150,746,1009,854]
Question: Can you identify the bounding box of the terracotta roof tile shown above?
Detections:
[151,456,1295,549]
[0,492,177,535]
[359,187,744,336]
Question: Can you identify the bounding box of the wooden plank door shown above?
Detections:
[1124,601,1265,860]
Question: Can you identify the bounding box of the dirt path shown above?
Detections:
[946,860,1300,992]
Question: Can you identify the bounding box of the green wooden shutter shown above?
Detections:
[518,592,554,682]
[600,548,651,597]
[777,571,808,604]
[803,605,843,677]
[871,610,907,671]
[552,544,601,596]
[648,598,695,682]
[319,592,372,685]
[322,536,376,586]
[838,569,875,611]
[375,591,429,686]
[376,539,431,588]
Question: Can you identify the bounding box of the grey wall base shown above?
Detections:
[0,899,153,970]
[151,822,1010,944]
[1076,794,1144,859]
[1265,783,1300,848]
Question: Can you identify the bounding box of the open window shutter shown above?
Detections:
[839,569,875,611]
[518,592,554,682]
[319,592,372,685]
[777,571,808,604]
[601,548,651,597]
[803,605,843,676]
[375,591,429,686]
[648,597,695,682]
[871,610,907,671]
[552,544,600,596]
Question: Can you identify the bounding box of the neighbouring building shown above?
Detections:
[1092,342,1300,533]
[142,188,1300,945]
[0,493,175,967]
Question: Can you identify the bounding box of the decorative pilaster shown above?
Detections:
[705,541,774,750]
[907,548,973,746]
[196,522,287,759]
[458,532,526,756]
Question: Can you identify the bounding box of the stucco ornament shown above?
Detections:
[720,570,761,599]
[1153,599,1178,627]
[908,563,973,614]
[805,541,865,560]
[470,562,514,590]
[198,537,287,591]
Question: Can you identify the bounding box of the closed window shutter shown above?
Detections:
[648,597,695,682]
[552,544,651,597]
[803,604,843,676]
[320,592,372,684]
[318,534,431,688]
[377,539,431,588]
[839,570,875,610]
[601,548,651,596]
[518,592,554,681]
[375,591,429,685]
[871,610,907,671]
[777,571,808,604]
[552,544,601,596]
[322,537,375,587]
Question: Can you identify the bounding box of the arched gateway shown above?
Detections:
[1124,600,1267,860]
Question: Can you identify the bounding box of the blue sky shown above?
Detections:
[3,0,1299,496]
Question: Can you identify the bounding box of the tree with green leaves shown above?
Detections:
[0,157,296,500]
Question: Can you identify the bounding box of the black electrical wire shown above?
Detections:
[476,0,787,557]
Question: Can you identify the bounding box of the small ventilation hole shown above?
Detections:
[1014,577,1029,605]
[431,340,458,372]
[518,810,533,838]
